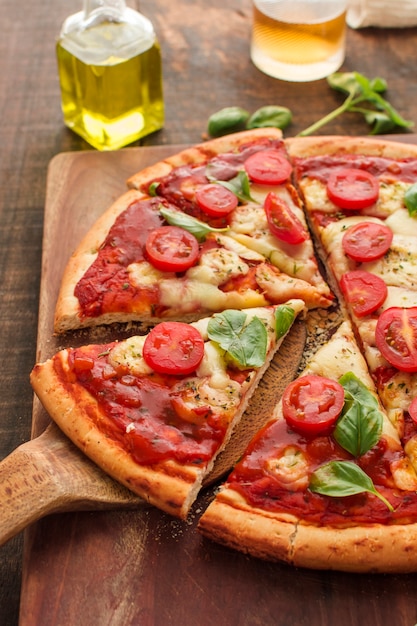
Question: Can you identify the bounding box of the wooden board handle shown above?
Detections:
[0,423,144,546]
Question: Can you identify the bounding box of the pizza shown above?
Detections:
[30,301,306,518]
[198,320,417,573]
[54,128,332,333]
[30,129,417,571]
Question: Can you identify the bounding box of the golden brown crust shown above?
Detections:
[285,135,417,160]
[126,128,284,189]
[30,355,201,518]
[198,487,417,573]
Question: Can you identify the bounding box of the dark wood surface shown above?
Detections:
[2,1,417,624]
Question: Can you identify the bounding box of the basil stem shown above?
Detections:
[207,310,268,368]
[159,206,229,242]
[310,460,394,512]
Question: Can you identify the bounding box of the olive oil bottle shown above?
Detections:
[56,0,164,150]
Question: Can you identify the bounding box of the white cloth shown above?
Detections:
[347,0,417,28]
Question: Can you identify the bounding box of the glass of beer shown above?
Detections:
[251,0,347,82]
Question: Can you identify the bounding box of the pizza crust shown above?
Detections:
[126,128,284,190]
[198,487,417,573]
[286,135,417,160]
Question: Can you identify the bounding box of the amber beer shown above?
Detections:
[251,0,347,82]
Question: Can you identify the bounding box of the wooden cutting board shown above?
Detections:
[20,137,417,626]
[19,145,309,626]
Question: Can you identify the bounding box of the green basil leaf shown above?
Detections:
[404,183,417,217]
[309,460,394,511]
[334,372,383,457]
[159,206,229,241]
[247,105,292,131]
[207,106,250,138]
[327,71,362,97]
[216,170,257,204]
[369,77,387,93]
[275,304,295,339]
[363,111,397,135]
[207,310,268,368]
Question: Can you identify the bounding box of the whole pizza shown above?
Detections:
[30,128,417,572]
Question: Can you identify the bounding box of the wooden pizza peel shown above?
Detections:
[0,146,307,548]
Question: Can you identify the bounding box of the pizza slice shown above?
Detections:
[54,129,332,333]
[31,300,305,519]
[198,320,417,573]
[287,135,417,469]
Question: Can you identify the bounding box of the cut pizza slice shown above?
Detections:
[198,320,417,573]
[54,129,332,333]
[31,300,305,519]
[287,135,417,470]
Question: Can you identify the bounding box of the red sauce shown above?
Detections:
[60,344,230,466]
[75,197,176,318]
[294,154,417,184]
[227,418,417,525]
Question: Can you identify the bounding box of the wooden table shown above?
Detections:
[2,1,417,624]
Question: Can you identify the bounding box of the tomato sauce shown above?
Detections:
[61,345,229,466]
[227,418,417,525]
[294,154,417,183]
[75,197,169,318]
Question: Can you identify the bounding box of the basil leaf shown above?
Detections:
[363,111,397,135]
[404,183,417,217]
[309,460,394,512]
[207,106,250,138]
[327,71,362,97]
[275,304,295,340]
[207,310,268,368]
[159,206,229,241]
[216,170,257,204]
[247,105,292,131]
[334,372,383,457]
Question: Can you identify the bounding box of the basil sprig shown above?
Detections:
[309,372,393,511]
[334,372,383,457]
[310,461,394,512]
[275,304,295,340]
[404,183,417,217]
[207,310,267,368]
[159,206,229,241]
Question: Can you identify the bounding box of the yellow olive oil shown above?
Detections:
[56,18,164,150]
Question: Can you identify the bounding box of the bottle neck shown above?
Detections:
[83,0,127,24]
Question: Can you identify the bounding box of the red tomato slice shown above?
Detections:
[282,374,345,437]
[339,270,387,318]
[327,168,379,210]
[145,226,199,272]
[342,221,393,262]
[375,307,417,372]
[244,149,292,185]
[264,192,308,244]
[195,184,238,217]
[408,396,417,425]
[143,321,205,375]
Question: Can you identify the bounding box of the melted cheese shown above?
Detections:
[108,336,153,376]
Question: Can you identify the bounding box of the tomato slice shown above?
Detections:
[282,374,345,437]
[145,226,199,272]
[143,321,205,375]
[327,168,379,210]
[339,270,387,318]
[195,184,238,217]
[375,307,417,372]
[264,192,308,244]
[244,149,292,185]
[408,396,417,425]
[342,221,393,262]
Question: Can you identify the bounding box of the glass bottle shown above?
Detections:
[56,0,164,151]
